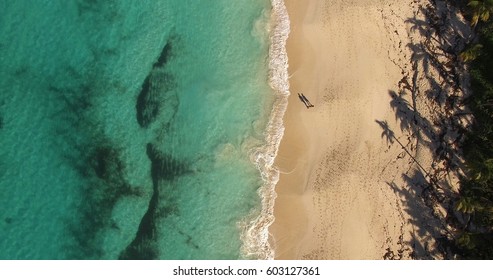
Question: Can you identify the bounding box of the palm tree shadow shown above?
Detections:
[387,90,439,150]
[387,169,455,259]
[378,0,474,259]
[388,91,416,133]
[375,120,395,145]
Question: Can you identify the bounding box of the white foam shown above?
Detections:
[240,0,290,260]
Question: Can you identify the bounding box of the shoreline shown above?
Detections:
[241,0,291,260]
[267,0,317,258]
[269,0,470,259]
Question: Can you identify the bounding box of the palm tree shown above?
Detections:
[460,43,483,61]
[456,196,483,214]
[468,0,493,26]
[457,232,475,248]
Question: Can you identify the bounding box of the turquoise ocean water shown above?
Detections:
[0,0,290,259]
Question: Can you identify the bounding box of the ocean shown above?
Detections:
[0,0,289,259]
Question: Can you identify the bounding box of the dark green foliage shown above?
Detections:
[467,0,493,26]
[456,15,493,258]
[455,231,493,258]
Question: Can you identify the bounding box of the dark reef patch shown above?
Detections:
[47,65,144,258]
[47,68,94,132]
[43,40,177,258]
[118,178,159,260]
[135,37,177,128]
[68,142,142,259]
[136,75,157,128]
[135,72,175,128]
[119,143,190,259]
[153,40,173,69]
[146,143,191,183]
[41,30,184,258]
[91,146,124,180]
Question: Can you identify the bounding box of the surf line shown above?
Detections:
[240,0,291,260]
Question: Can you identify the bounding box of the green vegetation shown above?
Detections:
[468,0,493,26]
[454,0,493,259]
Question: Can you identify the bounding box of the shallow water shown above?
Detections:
[0,0,275,259]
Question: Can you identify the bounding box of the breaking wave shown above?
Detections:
[241,0,290,260]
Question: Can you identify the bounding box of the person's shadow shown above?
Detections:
[298,93,314,108]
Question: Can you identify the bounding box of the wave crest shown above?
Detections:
[240,0,290,260]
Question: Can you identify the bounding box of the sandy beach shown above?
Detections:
[270,0,471,259]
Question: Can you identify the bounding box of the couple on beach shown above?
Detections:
[298,93,314,108]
